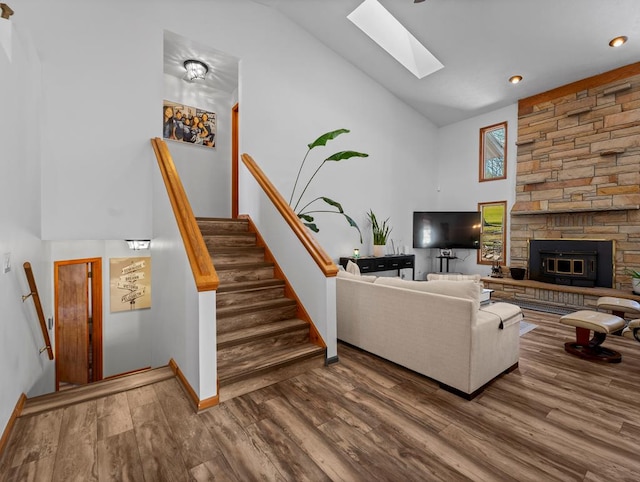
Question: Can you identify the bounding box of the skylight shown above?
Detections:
[347,0,443,79]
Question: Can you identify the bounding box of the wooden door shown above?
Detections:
[54,258,102,390]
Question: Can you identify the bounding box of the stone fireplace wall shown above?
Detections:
[510,63,640,291]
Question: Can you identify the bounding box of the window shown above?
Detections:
[479,122,507,182]
[477,201,507,265]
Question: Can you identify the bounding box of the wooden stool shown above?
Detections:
[597,296,640,319]
[559,310,625,363]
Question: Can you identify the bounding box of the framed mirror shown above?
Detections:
[479,121,507,182]
[477,201,507,265]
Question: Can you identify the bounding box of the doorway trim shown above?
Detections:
[232,102,239,219]
[53,257,103,390]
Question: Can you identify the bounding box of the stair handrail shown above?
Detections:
[151,138,219,292]
[22,262,54,360]
[241,153,338,277]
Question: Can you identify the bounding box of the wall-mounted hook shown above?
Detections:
[22,291,35,302]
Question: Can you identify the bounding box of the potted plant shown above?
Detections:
[289,129,368,242]
[625,268,640,294]
[367,209,392,257]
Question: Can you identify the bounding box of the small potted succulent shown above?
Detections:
[367,209,392,257]
[625,268,640,294]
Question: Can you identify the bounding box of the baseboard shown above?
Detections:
[103,366,152,380]
[326,355,339,365]
[0,393,26,458]
[169,359,219,412]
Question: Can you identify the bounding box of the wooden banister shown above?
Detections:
[241,153,338,277]
[151,138,219,292]
[22,262,54,360]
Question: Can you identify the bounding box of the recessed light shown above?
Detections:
[509,75,523,84]
[609,36,628,47]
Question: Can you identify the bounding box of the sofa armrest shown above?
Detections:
[480,303,523,329]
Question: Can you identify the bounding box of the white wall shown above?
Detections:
[12,0,439,370]
[163,71,234,218]
[17,0,438,255]
[48,241,153,378]
[151,161,217,400]
[433,104,519,276]
[0,19,52,433]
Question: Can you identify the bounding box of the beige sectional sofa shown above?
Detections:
[336,271,522,398]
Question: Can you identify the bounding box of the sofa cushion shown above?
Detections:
[374,277,480,309]
[427,273,482,282]
[337,270,377,283]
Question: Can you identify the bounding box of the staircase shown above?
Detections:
[197,217,326,401]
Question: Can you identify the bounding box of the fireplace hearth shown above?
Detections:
[529,240,614,288]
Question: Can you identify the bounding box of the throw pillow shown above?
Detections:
[346,260,361,275]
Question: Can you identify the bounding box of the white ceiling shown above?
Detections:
[165,0,640,127]
[164,30,239,95]
[254,0,640,127]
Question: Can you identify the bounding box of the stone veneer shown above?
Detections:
[510,63,640,291]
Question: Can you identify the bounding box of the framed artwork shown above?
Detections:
[110,257,151,312]
[479,121,507,182]
[477,201,507,265]
[163,100,216,148]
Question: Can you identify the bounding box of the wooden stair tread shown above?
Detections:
[215,261,273,271]
[217,297,297,318]
[217,318,307,348]
[209,246,263,255]
[202,233,254,239]
[218,344,325,385]
[21,366,174,417]
[216,278,285,293]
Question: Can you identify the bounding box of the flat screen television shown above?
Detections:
[413,211,481,249]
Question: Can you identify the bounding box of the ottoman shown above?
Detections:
[622,319,640,342]
[597,296,640,319]
[559,310,625,363]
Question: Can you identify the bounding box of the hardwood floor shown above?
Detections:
[2,309,640,481]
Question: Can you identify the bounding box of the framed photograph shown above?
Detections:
[477,201,507,265]
[110,257,151,312]
[479,121,507,182]
[163,100,216,148]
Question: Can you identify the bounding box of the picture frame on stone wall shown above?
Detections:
[477,201,507,265]
[163,100,216,148]
[479,121,507,182]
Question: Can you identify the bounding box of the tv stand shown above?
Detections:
[436,255,457,273]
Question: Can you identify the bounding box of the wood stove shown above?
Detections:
[529,240,613,288]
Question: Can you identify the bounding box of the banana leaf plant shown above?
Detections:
[289,129,368,242]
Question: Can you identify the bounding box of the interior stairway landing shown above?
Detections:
[198,217,326,402]
[20,366,175,417]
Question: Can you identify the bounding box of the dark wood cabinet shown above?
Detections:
[339,254,415,279]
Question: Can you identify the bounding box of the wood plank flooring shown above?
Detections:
[3,309,640,481]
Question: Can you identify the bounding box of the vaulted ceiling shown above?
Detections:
[255,0,640,126]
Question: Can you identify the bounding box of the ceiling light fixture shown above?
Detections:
[608,36,628,48]
[509,75,523,84]
[126,240,151,250]
[347,0,443,80]
[183,59,209,81]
